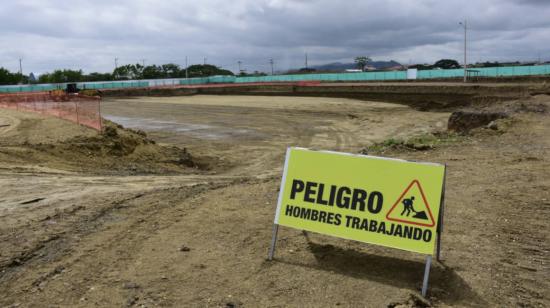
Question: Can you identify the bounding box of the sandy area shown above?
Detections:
[0,94,548,307]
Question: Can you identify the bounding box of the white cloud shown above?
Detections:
[0,0,549,74]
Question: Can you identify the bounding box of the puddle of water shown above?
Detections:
[104,115,263,140]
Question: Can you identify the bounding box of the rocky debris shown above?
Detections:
[123,282,140,290]
[126,295,139,307]
[513,101,548,114]
[447,111,508,133]
[388,293,432,308]
[487,121,499,130]
[224,300,243,308]
[179,245,191,252]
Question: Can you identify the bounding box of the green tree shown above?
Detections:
[39,69,84,83]
[185,64,234,78]
[84,72,114,82]
[113,64,144,80]
[38,73,51,83]
[0,67,16,85]
[433,59,460,69]
[161,63,181,78]
[142,65,163,79]
[409,64,433,70]
[478,61,500,68]
[0,67,27,85]
[354,56,371,71]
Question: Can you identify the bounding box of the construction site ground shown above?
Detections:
[0,90,548,307]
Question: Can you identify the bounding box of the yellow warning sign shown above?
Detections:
[274,147,446,255]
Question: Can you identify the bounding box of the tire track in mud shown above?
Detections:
[0,178,258,306]
[0,173,248,266]
[0,114,19,136]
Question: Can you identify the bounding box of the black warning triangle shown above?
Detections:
[385,180,436,227]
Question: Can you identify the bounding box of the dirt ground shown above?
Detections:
[0,94,548,307]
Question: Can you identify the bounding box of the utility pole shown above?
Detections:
[185,56,189,79]
[269,58,274,75]
[237,61,242,74]
[114,57,119,80]
[305,52,308,69]
[18,58,23,84]
[203,57,207,65]
[141,59,146,67]
[459,20,467,83]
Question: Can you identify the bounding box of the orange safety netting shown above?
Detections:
[0,92,102,131]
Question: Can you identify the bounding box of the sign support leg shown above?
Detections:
[436,165,447,262]
[267,224,279,261]
[436,212,443,261]
[421,255,432,297]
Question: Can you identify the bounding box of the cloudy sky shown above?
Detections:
[1,0,549,74]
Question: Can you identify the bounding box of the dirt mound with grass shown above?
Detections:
[0,109,198,174]
[447,111,509,133]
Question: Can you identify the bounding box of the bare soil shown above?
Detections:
[0,94,548,307]
[0,109,196,175]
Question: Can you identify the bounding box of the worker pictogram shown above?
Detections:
[386,180,436,227]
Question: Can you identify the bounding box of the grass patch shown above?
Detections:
[361,132,464,154]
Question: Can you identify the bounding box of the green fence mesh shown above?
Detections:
[2,64,549,93]
[180,76,237,85]
[234,64,550,83]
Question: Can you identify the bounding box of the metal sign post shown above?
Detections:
[421,255,432,297]
[423,165,446,297]
[267,224,279,260]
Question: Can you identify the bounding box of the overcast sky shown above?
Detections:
[1,0,549,74]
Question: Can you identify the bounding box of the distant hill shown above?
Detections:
[310,60,402,72]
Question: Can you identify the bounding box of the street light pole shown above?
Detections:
[114,57,119,80]
[185,56,189,79]
[19,58,23,84]
[459,20,467,83]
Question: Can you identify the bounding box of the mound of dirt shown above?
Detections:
[0,109,200,175]
[27,120,197,174]
[447,111,508,133]
[446,95,550,134]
